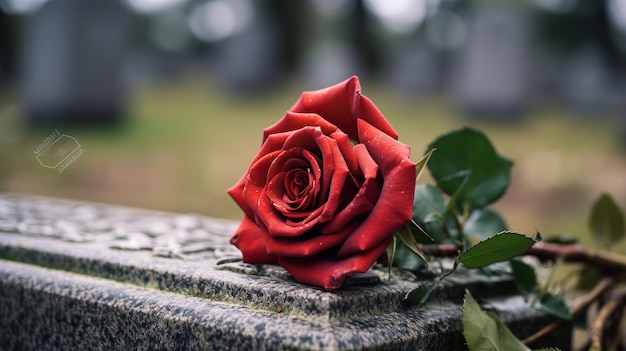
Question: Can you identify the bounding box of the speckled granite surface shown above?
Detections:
[0,194,567,350]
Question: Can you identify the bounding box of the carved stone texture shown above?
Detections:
[0,194,569,350]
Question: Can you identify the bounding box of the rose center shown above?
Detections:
[265,147,323,221]
[283,168,315,210]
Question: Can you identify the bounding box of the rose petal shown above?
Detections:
[263,112,337,143]
[278,236,392,290]
[320,144,381,234]
[228,131,293,218]
[316,136,350,223]
[329,130,359,176]
[356,94,398,139]
[288,76,398,142]
[242,150,283,223]
[227,177,252,218]
[230,216,279,264]
[268,170,317,217]
[357,118,414,177]
[258,184,323,237]
[283,168,316,208]
[266,147,321,216]
[248,150,283,186]
[337,119,416,257]
[281,125,324,151]
[264,222,359,257]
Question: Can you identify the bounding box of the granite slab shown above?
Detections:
[0,193,567,350]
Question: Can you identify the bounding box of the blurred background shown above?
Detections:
[0,0,625,252]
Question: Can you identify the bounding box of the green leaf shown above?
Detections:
[463,290,531,351]
[413,184,446,223]
[415,147,436,182]
[420,221,450,244]
[393,241,428,271]
[395,224,429,267]
[464,208,508,241]
[510,258,537,293]
[459,232,535,269]
[407,219,435,243]
[589,193,625,249]
[444,170,470,214]
[427,128,513,209]
[404,283,435,306]
[385,236,397,281]
[412,184,447,243]
[537,293,571,320]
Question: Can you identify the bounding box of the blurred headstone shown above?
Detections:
[21,0,131,126]
[381,42,442,95]
[0,10,18,92]
[300,0,364,89]
[301,40,364,90]
[211,15,283,93]
[0,11,6,91]
[453,4,530,119]
[560,48,626,115]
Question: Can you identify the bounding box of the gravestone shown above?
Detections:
[210,14,283,93]
[20,0,131,126]
[380,42,443,95]
[301,40,364,90]
[453,4,530,119]
[0,10,14,92]
[300,0,364,90]
[0,194,570,350]
[560,48,626,115]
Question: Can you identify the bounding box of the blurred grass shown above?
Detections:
[0,77,625,254]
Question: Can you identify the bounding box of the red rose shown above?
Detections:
[228,76,416,290]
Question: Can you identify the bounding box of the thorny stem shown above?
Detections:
[417,242,626,274]
[415,240,626,346]
[590,287,626,351]
[527,242,626,273]
[417,259,460,305]
[416,240,626,346]
[439,259,460,281]
[521,277,616,346]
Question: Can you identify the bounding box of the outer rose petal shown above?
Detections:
[320,144,380,234]
[264,112,337,143]
[278,236,392,290]
[230,216,279,264]
[288,76,398,142]
[264,222,359,257]
[227,132,293,218]
[337,119,416,257]
[265,115,359,175]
